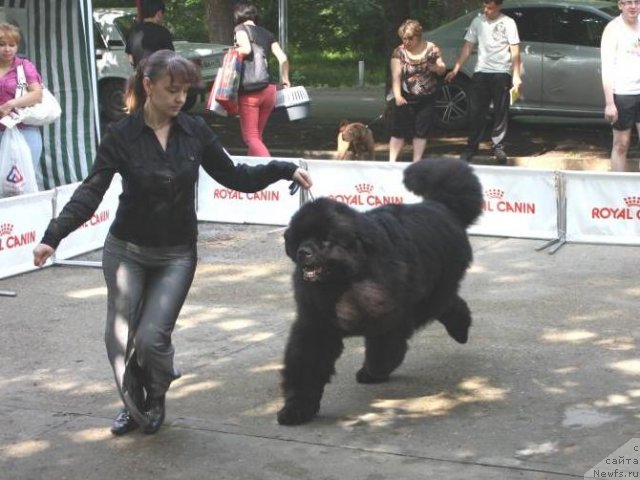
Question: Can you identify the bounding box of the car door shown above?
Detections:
[503,6,545,110]
[542,6,609,114]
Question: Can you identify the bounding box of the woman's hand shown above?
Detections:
[292,168,312,189]
[0,100,14,117]
[395,96,408,107]
[33,244,55,267]
[444,70,457,83]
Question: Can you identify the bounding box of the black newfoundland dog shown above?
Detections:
[278,158,484,425]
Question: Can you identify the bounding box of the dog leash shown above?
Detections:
[366,113,384,128]
[289,181,315,201]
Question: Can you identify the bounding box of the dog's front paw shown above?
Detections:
[356,367,390,384]
[277,402,319,425]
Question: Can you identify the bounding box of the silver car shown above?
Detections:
[427,0,619,128]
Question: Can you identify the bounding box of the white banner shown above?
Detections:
[304,159,416,210]
[565,171,640,245]
[470,166,558,239]
[196,156,302,225]
[0,190,55,279]
[54,175,122,260]
[304,161,558,240]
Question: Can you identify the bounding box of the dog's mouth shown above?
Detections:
[302,265,324,282]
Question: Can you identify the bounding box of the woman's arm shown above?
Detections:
[0,83,43,117]
[271,41,290,87]
[390,56,406,106]
[38,133,120,250]
[201,135,310,191]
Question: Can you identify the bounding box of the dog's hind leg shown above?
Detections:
[356,332,409,384]
[278,321,344,425]
[438,296,472,344]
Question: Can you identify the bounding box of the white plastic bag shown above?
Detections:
[0,127,37,197]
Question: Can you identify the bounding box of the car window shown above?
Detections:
[503,8,548,42]
[549,8,609,47]
[113,15,135,45]
[94,22,107,50]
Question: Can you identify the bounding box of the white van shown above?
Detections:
[94,8,229,121]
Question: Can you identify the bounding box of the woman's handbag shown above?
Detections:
[239,25,270,93]
[209,47,243,116]
[0,127,37,197]
[14,64,62,126]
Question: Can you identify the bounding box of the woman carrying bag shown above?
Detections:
[234,1,290,157]
[0,23,44,190]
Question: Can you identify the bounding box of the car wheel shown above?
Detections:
[435,76,470,129]
[182,91,199,112]
[100,79,127,122]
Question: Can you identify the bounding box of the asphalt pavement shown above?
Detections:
[1,223,639,480]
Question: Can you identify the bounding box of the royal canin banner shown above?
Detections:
[0,190,55,279]
[54,175,122,260]
[303,161,558,240]
[197,156,303,225]
[470,166,558,239]
[303,159,413,210]
[564,171,640,245]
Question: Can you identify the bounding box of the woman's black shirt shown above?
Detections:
[41,110,297,248]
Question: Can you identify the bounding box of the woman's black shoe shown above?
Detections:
[143,395,165,434]
[110,408,138,436]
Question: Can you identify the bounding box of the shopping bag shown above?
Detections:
[210,47,243,116]
[14,64,62,126]
[239,25,270,93]
[206,64,229,117]
[0,127,37,197]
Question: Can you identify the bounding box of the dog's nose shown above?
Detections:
[297,246,313,261]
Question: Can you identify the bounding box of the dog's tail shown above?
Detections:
[403,158,483,228]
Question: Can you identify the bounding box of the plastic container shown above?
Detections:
[274,86,311,121]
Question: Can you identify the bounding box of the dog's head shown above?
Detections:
[339,121,369,144]
[285,198,375,283]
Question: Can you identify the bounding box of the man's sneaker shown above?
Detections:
[460,148,477,163]
[493,145,508,165]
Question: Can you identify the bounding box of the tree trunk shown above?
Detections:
[206,0,235,44]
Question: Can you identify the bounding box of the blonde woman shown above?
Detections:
[0,23,44,188]
[389,19,446,162]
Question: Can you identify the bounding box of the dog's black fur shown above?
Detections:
[278,158,484,425]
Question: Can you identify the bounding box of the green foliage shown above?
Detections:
[90,0,464,86]
[164,1,209,42]
[287,49,386,87]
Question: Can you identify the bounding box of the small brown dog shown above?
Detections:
[336,120,375,160]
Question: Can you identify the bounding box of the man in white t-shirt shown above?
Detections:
[445,0,522,164]
[600,0,640,172]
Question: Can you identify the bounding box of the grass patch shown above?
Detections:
[278,49,386,87]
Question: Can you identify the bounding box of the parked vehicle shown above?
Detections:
[427,0,619,129]
[94,8,229,122]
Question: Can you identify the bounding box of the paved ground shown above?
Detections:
[1,223,638,479]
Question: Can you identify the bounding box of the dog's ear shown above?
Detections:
[284,228,297,261]
[338,120,350,133]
